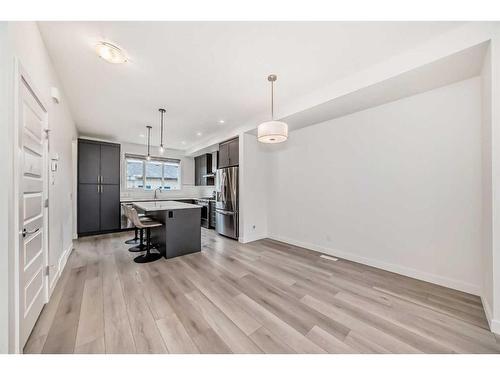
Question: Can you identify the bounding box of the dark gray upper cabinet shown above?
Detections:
[78,139,121,235]
[100,143,121,184]
[218,142,230,169]
[195,153,214,186]
[79,139,121,185]
[218,137,239,168]
[228,138,239,166]
[78,141,101,184]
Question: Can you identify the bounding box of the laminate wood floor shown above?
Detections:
[24,229,500,354]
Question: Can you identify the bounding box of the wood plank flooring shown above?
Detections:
[24,229,500,354]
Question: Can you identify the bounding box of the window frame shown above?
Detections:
[124,153,182,191]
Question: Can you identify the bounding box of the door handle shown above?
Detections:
[23,227,40,238]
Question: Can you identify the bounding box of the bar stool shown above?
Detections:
[122,204,152,252]
[128,207,163,263]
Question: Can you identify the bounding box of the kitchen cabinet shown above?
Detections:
[78,141,101,184]
[194,153,215,186]
[78,139,121,235]
[77,184,100,233]
[99,184,120,231]
[218,137,239,168]
[100,143,121,184]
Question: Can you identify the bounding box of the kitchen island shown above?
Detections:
[132,201,202,259]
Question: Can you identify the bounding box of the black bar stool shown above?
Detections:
[128,207,163,263]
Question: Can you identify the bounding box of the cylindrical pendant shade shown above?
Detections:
[257,120,288,143]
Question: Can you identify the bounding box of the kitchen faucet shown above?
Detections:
[154,187,162,200]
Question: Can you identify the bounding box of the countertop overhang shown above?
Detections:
[133,201,202,212]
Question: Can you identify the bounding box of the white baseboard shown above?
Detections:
[480,295,500,334]
[49,242,73,295]
[491,319,500,334]
[268,233,481,296]
[239,232,267,244]
[481,295,493,329]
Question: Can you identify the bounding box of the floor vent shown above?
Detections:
[320,254,338,261]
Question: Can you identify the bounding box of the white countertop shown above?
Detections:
[133,200,202,212]
[121,197,214,203]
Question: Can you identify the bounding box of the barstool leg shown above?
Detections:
[129,228,146,252]
[125,228,140,245]
[134,227,162,263]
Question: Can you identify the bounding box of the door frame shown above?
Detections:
[12,58,50,353]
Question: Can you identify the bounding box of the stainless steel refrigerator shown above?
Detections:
[215,166,238,239]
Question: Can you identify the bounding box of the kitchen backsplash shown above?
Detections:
[120,185,215,200]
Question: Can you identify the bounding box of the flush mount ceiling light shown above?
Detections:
[158,108,166,154]
[146,125,152,161]
[257,74,288,144]
[95,41,127,64]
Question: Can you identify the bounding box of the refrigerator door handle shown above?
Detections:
[216,210,235,216]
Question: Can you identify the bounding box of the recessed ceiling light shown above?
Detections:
[139,134,145,138]
[196,132,202,136]
[95,41,127,64]
[218,120,225,124]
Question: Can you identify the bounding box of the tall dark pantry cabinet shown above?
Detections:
[77,139,121,236]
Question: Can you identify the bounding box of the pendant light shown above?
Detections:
[257,74,288,143]
[146,125,152,161]
[158,108,166,154]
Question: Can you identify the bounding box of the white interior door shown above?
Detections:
[18,74,48,348]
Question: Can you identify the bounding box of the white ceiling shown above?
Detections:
[279,41,488,132]
[38,21,464,150]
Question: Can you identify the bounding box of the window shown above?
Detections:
[125,154,181,190]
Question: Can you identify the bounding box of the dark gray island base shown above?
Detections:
[132,201,202,259]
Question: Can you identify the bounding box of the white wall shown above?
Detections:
[490,35,500,333]
[481,45,494,323]
[0,21,12,354]
[267,77,483,295]
[118,141,215,200]
[5,22,78,352]
[239,133,271,243]
[8,22,78,294]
